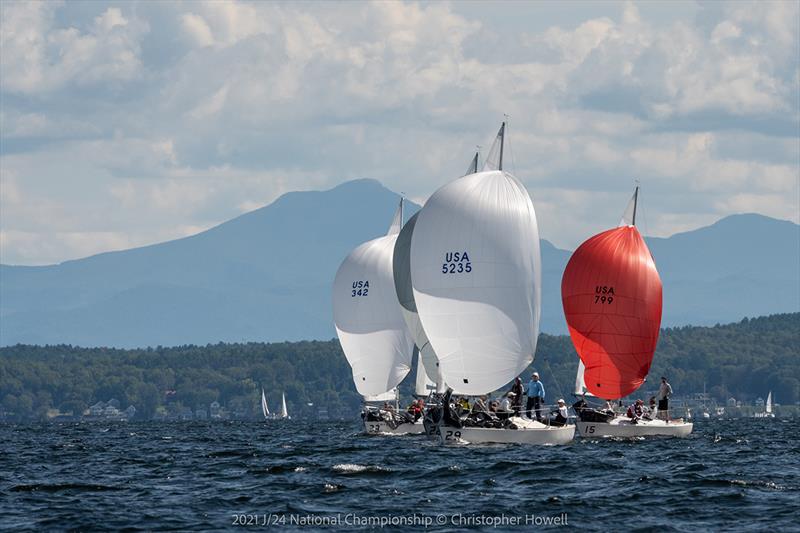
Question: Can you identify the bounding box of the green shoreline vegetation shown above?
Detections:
[1,313,797,421]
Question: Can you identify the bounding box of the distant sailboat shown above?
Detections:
[754,392,775,418]
[280,392,290,419]
[564,187,692,437]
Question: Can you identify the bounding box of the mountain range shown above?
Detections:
[1,179,798,347]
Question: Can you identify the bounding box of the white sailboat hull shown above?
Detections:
[576,417,693,438]
[437,418,575,445]
[363,419,426,435]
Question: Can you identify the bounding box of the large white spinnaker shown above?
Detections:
[410,128,542,396]
[333,200,415,397]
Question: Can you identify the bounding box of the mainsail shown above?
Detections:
[409,123,542,396]
[261,388,270,418]
[280,392,289,418]
[333,199,415,397]
[561,186,663,399]
[766,392,773,414]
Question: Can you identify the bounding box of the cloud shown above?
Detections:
[0,0,798,264]
[1,3,149,94]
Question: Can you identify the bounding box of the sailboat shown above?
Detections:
[563,187,692,438]
[408,123,574,445]
[280,392,290,419]
[392,153,482,398]
[261,388,273,420]
[754,392,775,418]
[333,199,422,435]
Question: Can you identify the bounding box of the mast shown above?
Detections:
[498,122,505,171]
[632,185,639,226]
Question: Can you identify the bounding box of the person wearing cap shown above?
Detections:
[498,392,514,420]
[525,372,545,422]
[549,399,569,426]
[657,377,673,422]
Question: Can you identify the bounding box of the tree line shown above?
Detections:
[1,313,797,421]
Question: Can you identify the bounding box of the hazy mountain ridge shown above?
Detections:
[1,179,798,347]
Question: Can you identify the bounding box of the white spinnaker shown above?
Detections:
[393,211,444,390]
[363,389,398,402]
[333,201,415,397]
[410,170,541,396]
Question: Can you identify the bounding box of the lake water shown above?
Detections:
[1,418,797,531]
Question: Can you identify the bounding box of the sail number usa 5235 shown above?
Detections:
[441,251,472,274]
[351,280,369,297]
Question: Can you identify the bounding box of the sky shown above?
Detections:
[1,0,798,266]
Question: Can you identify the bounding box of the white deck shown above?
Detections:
[363,419,426,435]
[437,417,575,445]
[576,416,693,438]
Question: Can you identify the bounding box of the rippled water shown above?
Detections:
[1,419,797,531]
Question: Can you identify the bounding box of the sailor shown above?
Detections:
[471,395,489,414]
[658,377,673,421]
[526,372,546,422]
[498,393,514,420]
[407,400,422,421]
[550,399,569,426]
[510,377,524,415]
[626,399,645,422]
[458,396,471,413]
[604,400,615,415]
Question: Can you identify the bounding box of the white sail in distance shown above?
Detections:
[766,392,773,414]
[261,389,270,418]
[410,125,542,395]
[333,199,415,397]
[280,392,289,418]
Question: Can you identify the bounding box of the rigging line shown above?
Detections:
[504,113,517,176]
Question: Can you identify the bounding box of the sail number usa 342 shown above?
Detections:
[351,280,369,297]
[441,251,472,274]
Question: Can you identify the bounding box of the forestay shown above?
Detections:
[409,169,542,396]
[333,200,415,397]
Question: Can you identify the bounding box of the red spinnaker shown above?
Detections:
[561,226,662,399]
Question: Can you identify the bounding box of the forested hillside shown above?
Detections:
[1,313,797,421]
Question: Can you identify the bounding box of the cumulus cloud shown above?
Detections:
[0,0,798,265]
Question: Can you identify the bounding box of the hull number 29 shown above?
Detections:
[352,280,369,297]
[442,251,472,274]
